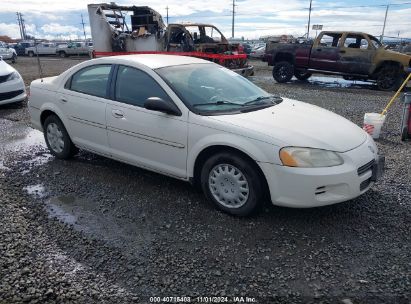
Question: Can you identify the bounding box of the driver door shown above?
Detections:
[106,65,189,178]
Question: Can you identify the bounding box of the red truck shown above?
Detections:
[265,31,411,91]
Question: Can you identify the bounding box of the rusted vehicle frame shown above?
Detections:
[88,3,253,76]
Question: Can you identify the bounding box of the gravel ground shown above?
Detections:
[0,57,410,303]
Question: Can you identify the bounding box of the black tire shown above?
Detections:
[43,115,78,159]
[376,65,402,91]
[272,61,294,83]
[294,69,312,81]
[28,51,34,57]
[59,51,67,58]
[11,54,17,63]
[200,152,263,216]
[401,126,409,141]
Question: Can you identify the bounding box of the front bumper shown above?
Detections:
[232,65,254,77]
[0,78,26,105]
[259,137,384,208]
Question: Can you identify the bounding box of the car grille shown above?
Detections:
[0,73,12,84]
[357,159,375,176]
[0,90,24,101]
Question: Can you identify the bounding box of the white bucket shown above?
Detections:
[363,113,386,139]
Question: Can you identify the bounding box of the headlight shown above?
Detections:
[279,147,344,168]
[6,71,20,81]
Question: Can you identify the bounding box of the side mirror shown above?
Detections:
[144,97,181,116]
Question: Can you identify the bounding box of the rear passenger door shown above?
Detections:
[338,34,374,75]
[106,65,189,178]
[61,64,113,154]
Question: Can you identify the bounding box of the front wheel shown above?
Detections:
[272,61,294,83]
[43,115,78,159]
[59,51,67,58]
[200,152,263,216]
[11,54,17,63]
[28,51,34,57]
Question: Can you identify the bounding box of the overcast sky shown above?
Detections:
[1,0,411,41]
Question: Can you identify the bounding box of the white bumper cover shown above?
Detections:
[260,136,382,208]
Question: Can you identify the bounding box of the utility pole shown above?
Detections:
[307,0,312,39]
[16,12,23,40]
[231,0,236,38]
[380,5,389,43]
[20,13,27,40]
[165,6,169,25]
[81,14,87,41]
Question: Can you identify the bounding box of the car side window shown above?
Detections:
[343,35,369,49]
[69,65,112,98]
[115,65,171,107]
[319,34,342,48]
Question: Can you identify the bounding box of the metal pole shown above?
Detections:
[81,14,87,41]
[20,13,27,40]
[166,6,169,25]
[16,12,23,40]
[307,0,312,39]
[232,0,235,38]
[380,5,389,43]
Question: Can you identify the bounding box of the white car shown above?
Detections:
[0,59,26,105]
[0,42,17,63]
[28,55,384,216]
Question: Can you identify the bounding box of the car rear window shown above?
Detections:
[69,65,112,98]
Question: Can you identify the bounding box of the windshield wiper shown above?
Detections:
[243,95,283,106]
[193,100,243,107]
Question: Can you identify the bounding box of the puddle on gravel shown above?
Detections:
[4,128,46,152]
[21,153,53,175]
[24,184,47,198]
[46,203,78,226]
[46,195,152,250]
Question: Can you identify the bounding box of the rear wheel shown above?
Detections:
[11,54,17,63]
[43,115,78,159]
[294,69,312,81]
[200,152,263,216]
[59,51,67,58]
[28,51,34,57]
[376,65,401,91]
[272,61,294,83]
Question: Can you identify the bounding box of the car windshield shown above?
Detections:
[156,64,281,115]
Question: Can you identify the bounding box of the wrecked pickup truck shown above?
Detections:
[265,31,411,91]
[88,3,253,76]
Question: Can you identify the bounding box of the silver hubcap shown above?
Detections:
[46,123,64,153]
[208,164,250,208]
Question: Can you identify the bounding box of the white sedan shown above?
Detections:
[28,55,384,216]
[0,59,26,106]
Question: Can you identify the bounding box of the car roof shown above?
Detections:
[92,54,211,69]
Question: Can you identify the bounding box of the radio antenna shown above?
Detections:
[35,40,44,82]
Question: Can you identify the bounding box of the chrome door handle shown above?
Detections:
[112,109,124,118]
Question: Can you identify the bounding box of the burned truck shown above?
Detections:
[88,3,253,76]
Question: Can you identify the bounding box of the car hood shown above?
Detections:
[0,60,16,76]
[210,98,367,152]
